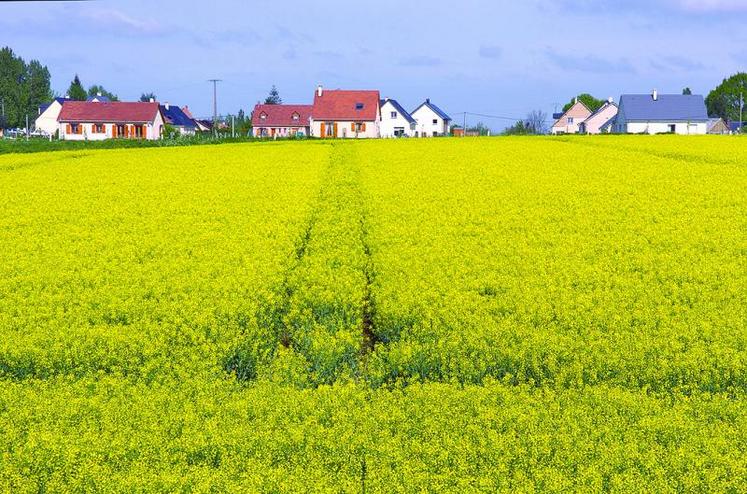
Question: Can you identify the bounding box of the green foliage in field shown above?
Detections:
[0,137,745,492]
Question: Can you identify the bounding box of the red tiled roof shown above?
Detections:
[251,104,312,127]
[312,89,380,121]
[58,101,160,123]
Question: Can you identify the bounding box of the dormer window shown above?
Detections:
[292,113,300,121]
[356,103,364,110]
[260,113,267,120]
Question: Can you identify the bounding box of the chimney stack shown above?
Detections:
[165,102,170,110]
[97,92,102,97]
[317,85,323,97]
[652,89,658,101]
[608,97,614,104]
[149,97,155,103]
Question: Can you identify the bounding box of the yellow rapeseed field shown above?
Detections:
[0,137,745,492]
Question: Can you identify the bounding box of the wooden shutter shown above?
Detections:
[142,125,147,139]
[361,123,366,132]
[351,123,356,131]
[333,123,338,137]
[66,124,71,134]
[112,125,116,138]
[320,124,326,138]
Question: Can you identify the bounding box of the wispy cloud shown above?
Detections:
[554,0,747,15]
[650,55,706,72]
[479,45,502,60]
[398,55,442,67]
[545,49,635,74]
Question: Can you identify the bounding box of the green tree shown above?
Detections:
[87,85,119,101]
[563,93,605,113]
[140,92,157,103]
[0,47,52,128]
[706,73,747,122]
[264,85,282,105]
[682,87,692,95]
[67,74,87,101]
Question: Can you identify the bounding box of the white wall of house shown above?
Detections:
[310,119,380,138]
[380,101,415,137]
[35,101,63,135]
[253,126,309,138]
[412,106,450,136]
[616,121,707,135]
[60,114,164,141]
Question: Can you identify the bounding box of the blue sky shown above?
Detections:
[2,0,746,128]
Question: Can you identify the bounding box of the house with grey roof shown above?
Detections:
[411,99,451,137]
[613,90,709,135]
[380,98,416,137]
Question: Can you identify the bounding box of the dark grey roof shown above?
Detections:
[619,94,708,122]
[728,121,745,132]
[380,98,416,124]
[412,99,451,121]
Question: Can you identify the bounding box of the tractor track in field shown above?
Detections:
[225,142,381,385]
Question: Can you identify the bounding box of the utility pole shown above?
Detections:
[25,114,29,141]
[463,112,467,137]
[232,115,235,138]
[208,79,222,138]
[740,90,744,134]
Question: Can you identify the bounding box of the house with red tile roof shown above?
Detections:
[58,101,164,140]
[251,104,312,138]
[310,86,381,138]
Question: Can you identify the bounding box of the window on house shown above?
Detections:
[95,124,104,133]
[117,124,125,137]
[391,111,398,119]
[568,117,574,124]
[432,119,438,125]
[260,113,267,120]
[292,113,299,121]
[356,103,364,110]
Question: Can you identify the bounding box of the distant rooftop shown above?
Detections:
[620,94,708,122]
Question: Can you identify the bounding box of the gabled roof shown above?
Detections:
[160,104,197,128]
[619,94,708,122]
[552,100,593,127]
[581,101,618,124]
[39,98,71,115]
[380,99,416,124]
[251,104,312,127]
[411,99,451,121]
[312,89,380,121]
[58,101,161,123]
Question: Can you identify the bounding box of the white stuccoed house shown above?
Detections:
[614,91,709,134]
[379,98,416,137]
[411,99,452,137]
[35,97,71,135]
